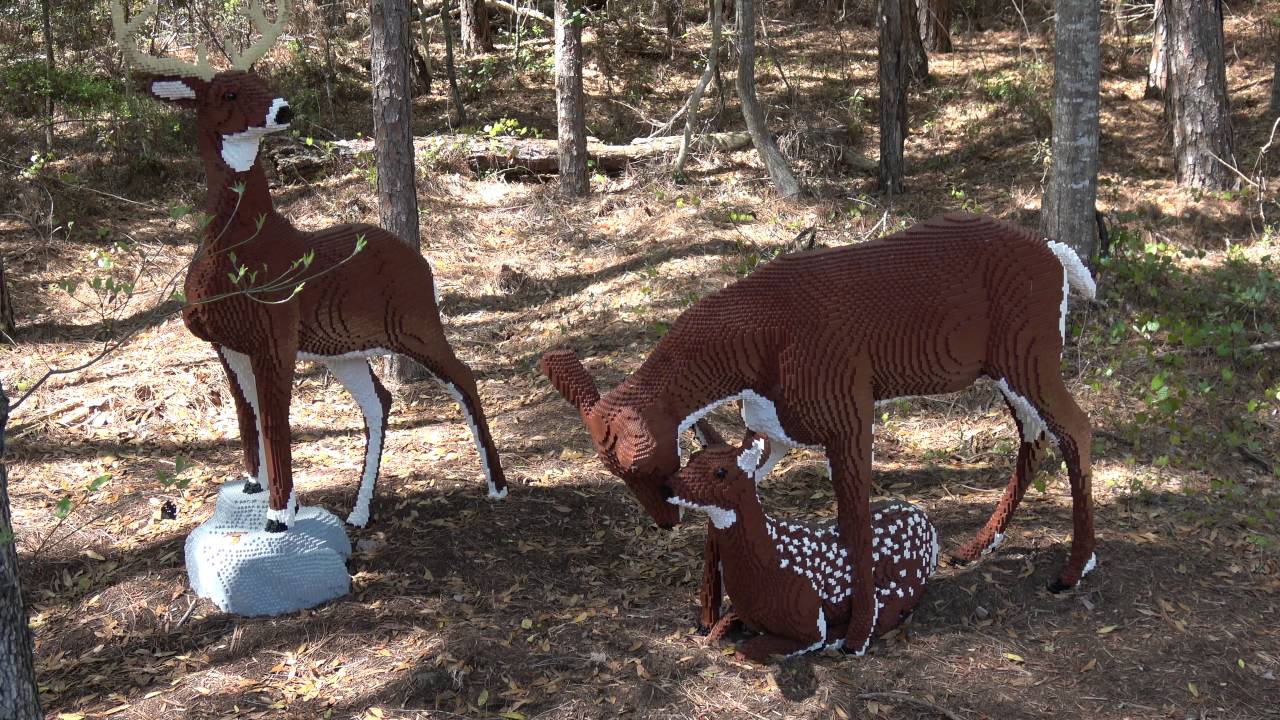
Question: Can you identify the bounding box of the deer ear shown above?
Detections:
[145,76,206,107]
[540,350,601,415]
[736,435,770,478]
[692,420,726,449]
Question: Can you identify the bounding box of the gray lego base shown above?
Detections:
[185,479,352,617]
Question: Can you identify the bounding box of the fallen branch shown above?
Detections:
[414,0,552,26]
[333,132,753,175]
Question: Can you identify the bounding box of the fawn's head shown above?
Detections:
[666,435,772,530]
[112,1,293,173]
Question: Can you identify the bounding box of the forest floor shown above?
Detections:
[2,4,1280,720]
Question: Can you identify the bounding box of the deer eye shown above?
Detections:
[222,91,238,101]
[714,467,727,479]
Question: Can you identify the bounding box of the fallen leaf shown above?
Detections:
[1096,625,1118,635]
[1003,652,1025,663]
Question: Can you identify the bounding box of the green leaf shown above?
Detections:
[168,204,191,219]
[54,496,74,519]
[88,474,112,491]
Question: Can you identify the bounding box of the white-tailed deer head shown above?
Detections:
[112,0,294,172]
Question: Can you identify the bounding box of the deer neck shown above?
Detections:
[708,497,776,571]
[197,131,278,253]
[613,338,766,427]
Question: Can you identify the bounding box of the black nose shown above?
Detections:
[274,104,293,125]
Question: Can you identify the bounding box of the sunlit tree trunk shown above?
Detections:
[555,0,589,196]
[371,0,425,381]
[1144,0,1167,99]
[905,0,929,82]
[878,0,910,195]
[41,0,54,153]
[1041,0,1100,261]
[1,386,42,720]
[1164,0,1235,189]
[736,0,803,197]
[441,0,469,125]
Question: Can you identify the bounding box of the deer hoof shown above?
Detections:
[242,480,264,494]
[264,518,289,533]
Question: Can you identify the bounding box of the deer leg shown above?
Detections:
[220,348,267,493]
[400,337,507,499]
[951,398,1048,563]
[248,352,298,532]
[998,371,1095,591]
[698,529,723,631]
[324,357,392,528]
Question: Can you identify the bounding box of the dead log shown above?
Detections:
[326,132,753,176]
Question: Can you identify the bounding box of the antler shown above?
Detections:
[227,0,293,72]
[111,0,216,81]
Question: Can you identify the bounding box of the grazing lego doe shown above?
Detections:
[113,0,506,532]
[669,436,938,662]
[542,212,1097,653]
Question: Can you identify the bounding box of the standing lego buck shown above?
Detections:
[113,1,507,532]
[542,212,1097,654]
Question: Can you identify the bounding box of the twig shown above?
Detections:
[856,691,964,720]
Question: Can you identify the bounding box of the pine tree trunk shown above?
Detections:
[735,0,803,198]
[41,0,54,154]
[1144,0,1167,100]
[1269,29,1279,122]
[371,0,425,382]
[905,0,929,82]
[1164,0,1235,189]
[460,0,494,54]
[441,0,469,125]
[1,386,43,720]
[1041,0,1100,261]
[878,0,910,195]
[555,0,589,196]
[0,257,15,339]
[919,0,952,53]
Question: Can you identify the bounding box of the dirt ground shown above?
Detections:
[2,4,1279,719]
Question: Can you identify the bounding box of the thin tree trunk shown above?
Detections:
[0,258,14,339]
[460,0,494,54]
[1269,26,1279,122]
[1164,0,1235,189]
[371,0,425,382]
[1144,0,1167,100]
[1,386,43,720]
[441,0,469,124]
[555,0,589,196]
[878,0,910,195]
[1040,0,1100,261]
[321,0,342,132]
[675,1,723,179]
[919,0,952,53]
[41,0,54,154]
[735,0,803,198]
[905,0,929,83]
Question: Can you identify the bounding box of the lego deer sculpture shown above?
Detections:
[114,1,507,532]
[542,212,1097,654]
[670,435,939,662]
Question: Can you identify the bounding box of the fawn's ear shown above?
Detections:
[540,350,601,415]
[692,419,726,449]
[736,434,771,478]
[144,75,207,107]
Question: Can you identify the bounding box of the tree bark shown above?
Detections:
[1040,0,1100,262]
[1164,0,1235,189]
[905,0,929,83]
[675,1,724,178]
[878,0,910,196]
[0,257,15,339]
[459,0,494,54]
[555,0,589,196]
[371,0,426,382]
[1269,27,1279,122]
[1144,0,1167,100]
[441,0,469,125]
[919,0,952,53]
[735,0,803,198]
[1,386,43,720]
[41,0,54,154]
